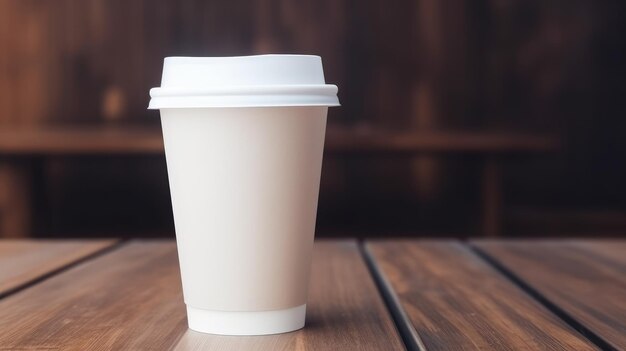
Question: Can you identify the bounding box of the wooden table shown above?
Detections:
[0,239,622,350]
[0,125,558,238]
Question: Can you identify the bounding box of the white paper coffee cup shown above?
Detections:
[149,55,339,335]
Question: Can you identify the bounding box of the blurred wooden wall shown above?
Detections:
[1,0,614,128]
[1,0,625,236]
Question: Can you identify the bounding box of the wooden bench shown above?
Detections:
[0,125,559,238]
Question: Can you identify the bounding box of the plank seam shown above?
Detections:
[359,241,426,351]
[468,243,617,351]
[0,239,129,300]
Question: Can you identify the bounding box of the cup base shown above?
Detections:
[186,304,306,336]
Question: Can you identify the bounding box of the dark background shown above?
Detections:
[0,0,625,238]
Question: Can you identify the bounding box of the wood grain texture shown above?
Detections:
[0,239,117,295]
[473,240,626,350]
[0,241,187,351]
[366,240,599,351]
[0,240,404,350]
[173,241,404,350]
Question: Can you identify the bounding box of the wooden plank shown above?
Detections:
[0,126,558,155]
[0,160,32,238]
[366,240,599,351]
[0,126,165,155]
[473,240,626,350]
[0,239,118,296]
[0,241,187,350]
[0,240,405,351]
[324,127,559,154]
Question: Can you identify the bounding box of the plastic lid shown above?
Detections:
[148,55,339,109]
